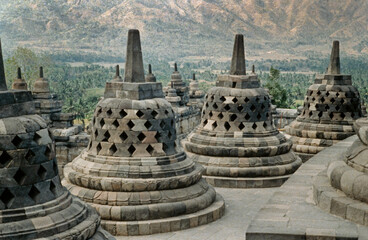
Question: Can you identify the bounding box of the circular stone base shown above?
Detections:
[313,170,368,226]
[100,195,225,236]
[203,174,293,188]
[295,152,315,162]
[90,227,116,240]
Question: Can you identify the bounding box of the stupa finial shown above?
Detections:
[174,62,178,72]
[124,29,145,83]
[193,73,196,80]
[113,64,122,82]
[252,65,255,74]
[17,67,22,79]
[39,66,44,78]
[327,40,340,75]
[0,39,7,91]
[148,64,152,74]
[115,65,120,77]
[230,34,246,75]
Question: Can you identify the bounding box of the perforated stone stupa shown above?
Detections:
[62,29,225,236]
[313,117,368,226]
[285,41,362,161]
[183,34,302,188]
[32,67,90,178]
[0,40,112,239]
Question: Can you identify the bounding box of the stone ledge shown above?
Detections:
[295,151,316,162]
[100,194,225,236]
[314,169,368,227]
[246,135,368,239]
[204,174,291,188]
[104,82,164,100]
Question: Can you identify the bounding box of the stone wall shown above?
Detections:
[173,106,201,140]
[272,108,299,129]
[53,126,90,178]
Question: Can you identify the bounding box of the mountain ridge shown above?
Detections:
[1,0,368,61]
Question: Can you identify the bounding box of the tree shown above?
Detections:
[264,66,288,108]
[5,47,52,89]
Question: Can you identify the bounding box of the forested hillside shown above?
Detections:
[1,0,368,61]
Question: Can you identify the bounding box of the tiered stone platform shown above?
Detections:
[183,34,301,188]
[62,29,224,236]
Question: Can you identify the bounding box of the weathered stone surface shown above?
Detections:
[273,108,299,129]
[247,136,368,239]
[145,64,157,83]
[32,67,89,179]
[33,67,50,93]
[163,64,202,139]
[11,67,27,90]
[230,34,246,75]
[285,41,362,161]
[62,29,224,236]
[188,73,205,109]
[0,41,113,239]
[124,29,145,83]
[313,117,368,228]
[183,34,301,188]
[0,39,6,91]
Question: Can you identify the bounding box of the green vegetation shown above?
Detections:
[4,47,368,121]
[262,67,288,108]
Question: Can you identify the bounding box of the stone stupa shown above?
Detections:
[11,67,27,90]
[285,41,362,161]
[313,117,368,226]
[188,73,205,109]
[164,63,190,106]
[32,67,90,178]
[62,29,225,236]
[163,64,201,139]
[0,40,112,239]
[145,64,157,83]
[183,34,302,188]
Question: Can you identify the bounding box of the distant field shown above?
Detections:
[295,100,304,106]
[86,88,104,98]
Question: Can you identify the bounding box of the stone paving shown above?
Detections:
[114,187,276,240]
[247,135,368,240]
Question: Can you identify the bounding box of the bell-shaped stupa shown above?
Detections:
[183,34,302,188]
[0,40,112,239]
[314,117,368,226]
[145,64,157,82]
[285,41,362,161]
[62,29,225,236]
[11,67,27,90]
[188,73,205,109]
[164,63,190,106]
